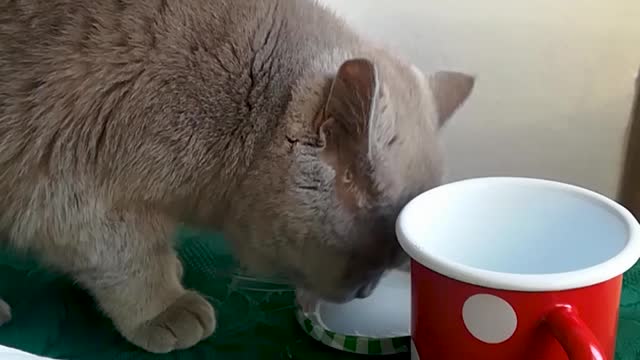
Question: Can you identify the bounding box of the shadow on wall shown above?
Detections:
[618,69,640,216]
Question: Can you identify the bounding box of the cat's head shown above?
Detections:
[228,55,474,304]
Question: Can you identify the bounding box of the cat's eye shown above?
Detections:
[343,169,353,183]
[323,126,332,139]
[320,117,335,139]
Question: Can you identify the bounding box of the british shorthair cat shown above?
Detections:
[0,0,474,353]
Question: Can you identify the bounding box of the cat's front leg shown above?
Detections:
[65,211,215,353]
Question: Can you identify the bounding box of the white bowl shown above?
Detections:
[296,269,411,354]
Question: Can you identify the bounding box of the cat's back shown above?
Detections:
[0,0,240,143]
[0,0,233,203]
[0,0,359,208]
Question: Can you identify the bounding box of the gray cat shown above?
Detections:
[0,0,474,353]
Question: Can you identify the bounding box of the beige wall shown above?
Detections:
[318,0,640,198]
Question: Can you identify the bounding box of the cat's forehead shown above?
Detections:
[374,57,439,144]
[379,59,437,124]
[369,59,444,202]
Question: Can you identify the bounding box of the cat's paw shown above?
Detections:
[0,298,11,326]
[128,291,216,353]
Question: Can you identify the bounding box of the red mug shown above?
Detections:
[396,177,640,360]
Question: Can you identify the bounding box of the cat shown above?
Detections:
[0,0,474,353]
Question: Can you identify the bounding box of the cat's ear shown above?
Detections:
[315,58,379,155]
[429,71,474,127]
[315,58,380,210]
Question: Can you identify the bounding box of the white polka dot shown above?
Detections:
[462,294,517,344]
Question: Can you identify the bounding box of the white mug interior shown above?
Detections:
[396,177,640,291]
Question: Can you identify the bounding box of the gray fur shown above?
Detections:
[0,0,474,353]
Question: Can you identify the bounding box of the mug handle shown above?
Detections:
[544,305,606,360]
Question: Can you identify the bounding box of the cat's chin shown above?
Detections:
[295,289,320,313]
[295,285,371,310]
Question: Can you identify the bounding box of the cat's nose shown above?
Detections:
[355,284,374,299]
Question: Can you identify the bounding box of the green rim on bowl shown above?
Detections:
[295,307,410,355]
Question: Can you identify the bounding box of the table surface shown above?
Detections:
[0,229,638,360]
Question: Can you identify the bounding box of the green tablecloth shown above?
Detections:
[0,229,638,359]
